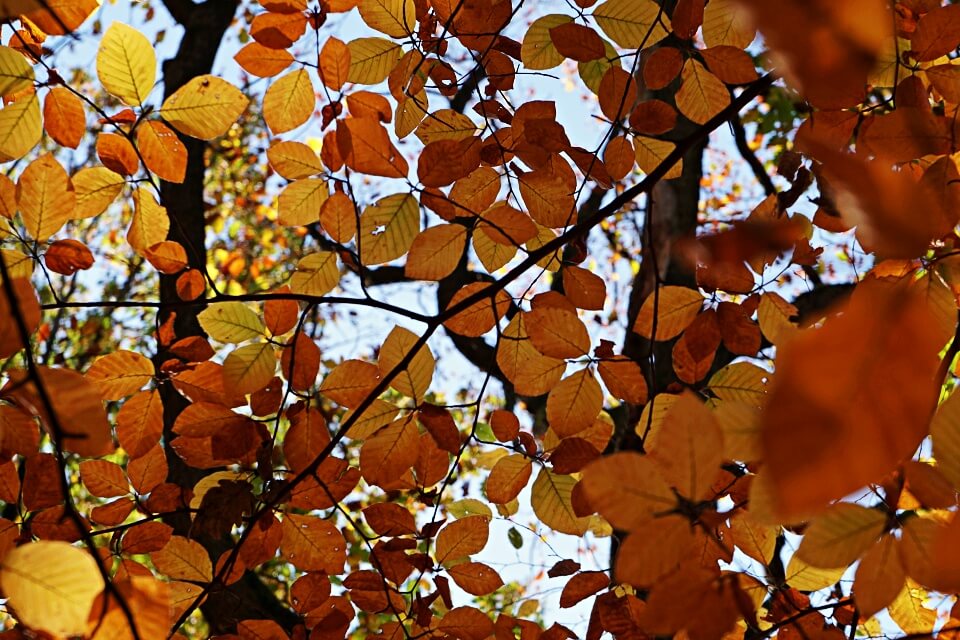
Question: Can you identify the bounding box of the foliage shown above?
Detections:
[1,0,960,638]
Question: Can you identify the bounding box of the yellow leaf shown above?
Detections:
[757,292,798,346]
[526,225,564,271]
[521,14,571,71]
[0,45,33,97]
[378,326,434,401]
[358,193,419,265]
[414,108,478,145]
[161,74,249,140]
[127,189,169,255]
[267,140,323,179]
[17,154,75,241]
[531,468,590,536]
[712,399,761,461]
[0,92,41,161]
[784,554,845,592]
[702,0,756,48]
[633,136,682,180]
[223,342,277,395]
[278,178,329,226]
[0,541,104,637]
[794,503,887,568]
[853,535,904,618]
[579,451,675,531]
[707,362,769,406]
[496,313,566,396]
[546,367,603,438]
[396,90,428,139]
[150,536,213,582]
[888,583,937,635]
[347,37,403,85]
[263,69,314,135]
[404,224,467,281]
[197,302,265,343]
[593,0,671,49]
[72,167,125,219]
[85,350,155,400]
[343,399,398,439]
[358,0,415,38]
[473,227,516,272]
[632,285,703,341]
[97,23,156,106]
[675,59,730,125]
[290,251,340,296]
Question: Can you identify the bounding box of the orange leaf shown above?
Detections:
[448,562,504,596]
[280,513,346,573]
[485,453,532,504]
[43,87,84,148]
[579,452,676,530]
[44,239,94,275]
[435,515,489,564]
[79,460,129,498]
[363,502,417,536]
[760,278,943,520]
[319,37,351,90]
[151,536,212,582]
[320,359,380,408]
[436,606,495,640]
[549,23,605,62]
[234,42,294,77]
[525,306,590,359]
[598,67,637,121]
[910,4,960,61]
[359,415,419,488]
[546,367,603,438]
[560,571,609,608]
[137,120,187,183]
[632,286,704,341]
[598,357,648,405]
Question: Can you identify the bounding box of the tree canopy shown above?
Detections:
[0,0,959,638]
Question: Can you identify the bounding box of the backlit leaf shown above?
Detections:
[579,452,675,530]
[85,350,154,400]
[97,23,155,106]
[198,302,266,343]
[761,279,942,520]
[531,468,590,536]
[435,515,489,564]
[263,69,314,134]
[632,286,703,341]
[794,503,887,568]
[0,541,104,637]
[161,75,249,140]
[593,0,671,48]
[378,326,433,400]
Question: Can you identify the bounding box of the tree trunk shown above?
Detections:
[155,1,298,632]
